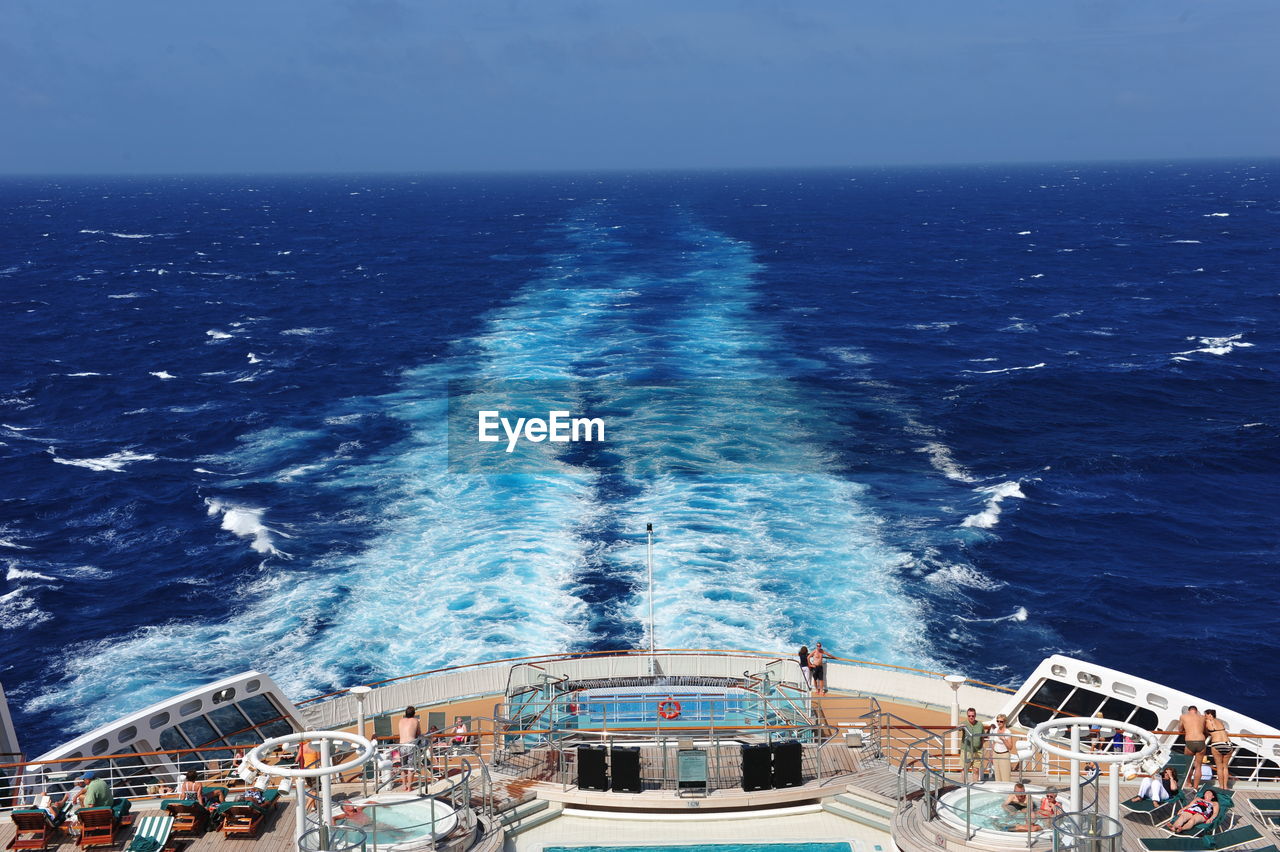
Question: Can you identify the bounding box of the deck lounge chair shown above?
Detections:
[1247,799,1280,816]
[217,789,279,839]
[76,805,127,850]
[123,816,173,852]
[158,800,208,836]
[1162,786,1234,839]
[8,810,63,852]
[1141,825,1263,851]
[1124,753,1194,825]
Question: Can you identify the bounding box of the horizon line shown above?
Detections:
[1,153,1276,181]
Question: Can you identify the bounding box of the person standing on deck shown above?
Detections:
[1204,709,1233,789]
[798,645,812,689]
[1178,706,1207,788]
[809,642,830,695]
[990,714,1015,782]
[398,706,421,790]
[961,707,986,778]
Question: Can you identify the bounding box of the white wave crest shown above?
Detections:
[247,353,263,364]
[961,481,1026,529]
[205,498,288,556]
[1174,333,1253,357]
[964,363,1046,375]
[281,327,331,336]
[150,371,176,380]
[1204,213,1230,217]
[47,447,157,472]
[108,292,144,299]
[958,607,1029,623]
[6,566,56,582]
[206,330,233,340]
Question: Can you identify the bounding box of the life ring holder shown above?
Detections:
[657,699,681,720]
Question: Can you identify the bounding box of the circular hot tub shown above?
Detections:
[333,792,458,852]
[937,782,1055,846]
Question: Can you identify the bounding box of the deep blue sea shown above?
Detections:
[1,163,1277,755]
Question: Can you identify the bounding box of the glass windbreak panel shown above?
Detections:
[1029,680,1074,713]
[207,704,254,739]
[1099,698,1137,724]
[195,744,235,764]
[1130,707,1159,732]
[178,717,220,748]
[1061,687,1105,718]
[237,695,285,726]
[158,726,190,753]
[1018,702,1053,728]
[258,717,294,740]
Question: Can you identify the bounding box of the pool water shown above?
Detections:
[572,687,759,725]
[545,845,853,852]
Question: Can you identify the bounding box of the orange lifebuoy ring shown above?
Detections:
[657,699,681,720]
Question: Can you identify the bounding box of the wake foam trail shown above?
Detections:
[961,481,1026,529]
[587,227,935,662]
[30,212,939,726]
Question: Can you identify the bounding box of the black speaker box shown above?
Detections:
[771,739,803,788]
[577,744,608,791]
[741,742,772,791]
[610,746,642,793]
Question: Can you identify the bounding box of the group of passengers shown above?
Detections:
[797,643,830,694]
[1176,705,1233,790]
[393,705,471,789]
[29,770,117,834]
[998,782,1063,832]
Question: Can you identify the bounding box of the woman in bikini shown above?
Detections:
[176,770,224,813]
[1170,789,1218,834]
[1204,709,1233,789]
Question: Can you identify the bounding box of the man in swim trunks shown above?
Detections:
[810,642,829,695]
[1003,782,1031,813]
[1179,706,1207,788]
[398,706,421,789]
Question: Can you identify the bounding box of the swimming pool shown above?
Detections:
[571,686,759,726]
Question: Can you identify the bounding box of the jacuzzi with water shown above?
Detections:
[334,792,459,852]
[936,782,1056,847]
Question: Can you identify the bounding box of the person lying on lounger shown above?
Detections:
[1169,789,1218,834]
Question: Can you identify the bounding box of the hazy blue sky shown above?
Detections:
[2,0,1277,174]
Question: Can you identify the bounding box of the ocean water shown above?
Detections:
[1,163,1277,755]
